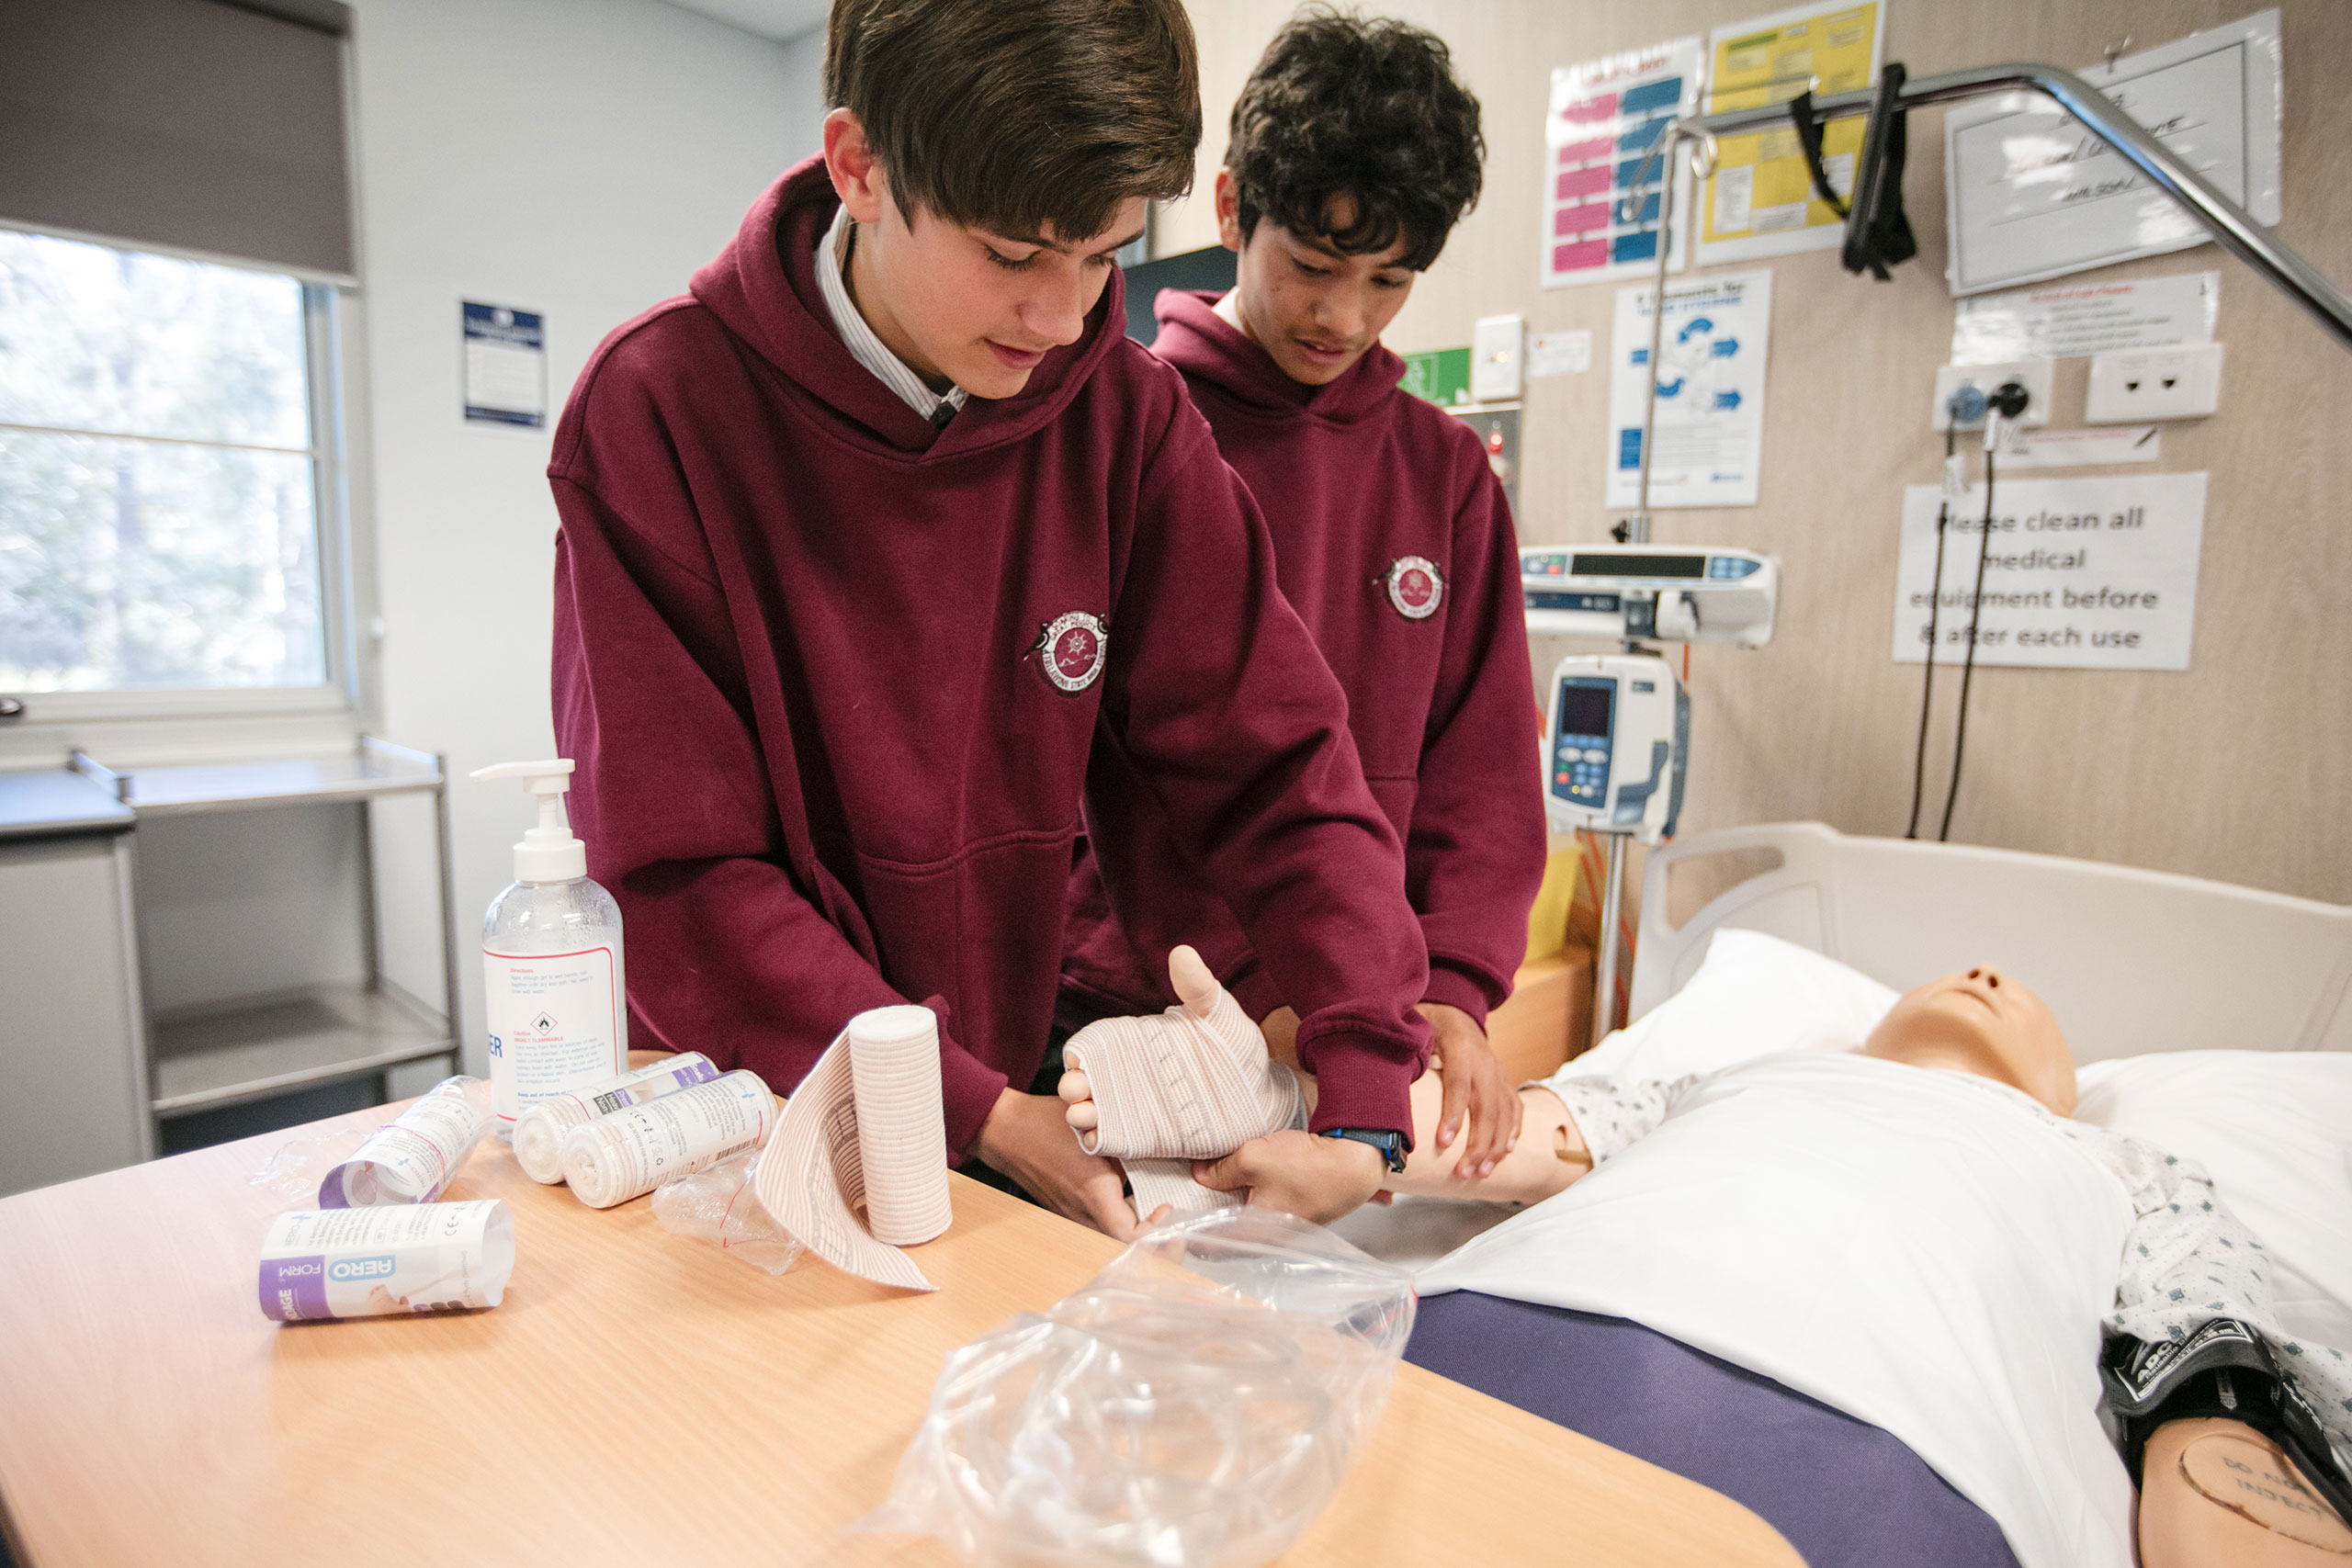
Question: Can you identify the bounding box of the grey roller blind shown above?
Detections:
[0,0,356,281]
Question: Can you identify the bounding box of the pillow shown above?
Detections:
[2075,1051,2352,1348]
[1573,928,1898,1084]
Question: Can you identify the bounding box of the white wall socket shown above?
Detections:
[1930,358,2054,431]
[1471,313,1524,403]
[2084,342,2223,423]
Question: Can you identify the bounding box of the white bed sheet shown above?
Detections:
[1414,1052,2140,1568]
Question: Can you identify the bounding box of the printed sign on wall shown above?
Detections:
[1606,268,1772,509]
[1891,472,2207,671]
[1696,0,1883,264]
[1541,38,1704,288]
[463,302,547,428]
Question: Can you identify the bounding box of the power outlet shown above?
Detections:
[1931,358,2054,431]
[2085,343,2223,423]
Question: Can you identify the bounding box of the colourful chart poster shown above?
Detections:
[1696,0,1882,265]
[1540,38,1704,289]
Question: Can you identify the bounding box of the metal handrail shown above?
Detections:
[1683,62,2352,352]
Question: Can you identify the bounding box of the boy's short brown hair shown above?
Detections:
[826,0,1200,244]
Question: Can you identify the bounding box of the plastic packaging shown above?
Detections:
[651,1149,804,1276]
[867,1208,1416,1568]
[317,1076,495,1207]
[472,759,628,1138]
[512,1052,720,1184]
[259,1200,514,1322]
[560,1068,774,1210]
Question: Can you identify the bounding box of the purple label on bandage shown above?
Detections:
[260,1255,331,1322]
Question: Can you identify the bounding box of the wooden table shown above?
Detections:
[0,1099,1800,1567]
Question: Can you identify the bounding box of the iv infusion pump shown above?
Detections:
[1522,543,1780,648]
[1544,654,1687,842]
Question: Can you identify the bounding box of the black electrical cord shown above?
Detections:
[1904,421,1958,840]
[1939,442,1999,841]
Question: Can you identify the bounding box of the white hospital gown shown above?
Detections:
[1543,1065,2352,1470]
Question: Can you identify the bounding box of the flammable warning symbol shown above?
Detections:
[532,1011,557,1033]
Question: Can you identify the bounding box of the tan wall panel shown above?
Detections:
[1166,0,2352,903]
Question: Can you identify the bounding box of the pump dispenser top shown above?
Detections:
[471,760,586,882]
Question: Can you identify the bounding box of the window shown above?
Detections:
[0,230,334,696]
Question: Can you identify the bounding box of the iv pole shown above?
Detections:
[1579,59,2352,1053]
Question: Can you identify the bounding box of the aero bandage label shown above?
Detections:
[484,946,621,1121]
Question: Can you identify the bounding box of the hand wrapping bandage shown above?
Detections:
[1061,956,1305,1161]
[1061,947,1307,1224]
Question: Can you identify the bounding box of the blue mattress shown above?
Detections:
[1404,1292,2022,1568]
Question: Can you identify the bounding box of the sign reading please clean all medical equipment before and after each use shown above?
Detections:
[1891,472,2207,671]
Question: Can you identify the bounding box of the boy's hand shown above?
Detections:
[973,1088,1160,1239]
[1420,1001,1516,1181]
[1193,1129,1385,1224]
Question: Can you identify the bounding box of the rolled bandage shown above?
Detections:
[512,1052,720,1184]
[847,1006,954,1247]
[259,1200,514,1321]
[319,1077,495,1207]
[560,1069,774,1210]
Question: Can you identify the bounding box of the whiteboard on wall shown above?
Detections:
[1943,9,2282,297]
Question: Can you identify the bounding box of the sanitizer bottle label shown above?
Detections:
[484,946,623,1123]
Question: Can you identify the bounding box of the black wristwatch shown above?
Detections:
[1321,1126,1408,1175]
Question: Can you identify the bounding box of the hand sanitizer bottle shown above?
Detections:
[471,760,627,1141]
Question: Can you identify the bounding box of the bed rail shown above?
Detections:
[1633,823,2352,1063]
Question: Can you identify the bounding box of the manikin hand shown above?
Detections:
[1192,1129,1385,1224]
[1419,1002,1518,1181]
[971,1089,1170,1240]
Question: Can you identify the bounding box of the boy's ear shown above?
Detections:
[824,107,888,227]
[1214,167,1245,254]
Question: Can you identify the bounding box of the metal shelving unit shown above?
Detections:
[72,736,462,1134]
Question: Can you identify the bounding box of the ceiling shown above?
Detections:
[661,0,830,44]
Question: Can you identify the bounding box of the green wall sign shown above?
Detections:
[1397,345,1472,407]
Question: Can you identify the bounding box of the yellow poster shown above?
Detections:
[1698,0,1882,262]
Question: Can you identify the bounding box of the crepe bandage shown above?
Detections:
[1062,979,1306,1162]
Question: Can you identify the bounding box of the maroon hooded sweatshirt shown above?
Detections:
[1062,289,1545,1030]
[548,162,1431,1154]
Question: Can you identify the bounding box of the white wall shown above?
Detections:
[346,0,827,1076]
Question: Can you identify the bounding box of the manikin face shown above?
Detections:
[1860,964,2078,1115]
[821,108,1146,401]
[1215,168,1418,387]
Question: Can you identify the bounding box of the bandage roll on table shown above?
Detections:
[512,1052,721,1183]
[258,1200,514,1321]
[560,1069,775,1210]
[318,1076,496,1207]
[845,1005,955,1246]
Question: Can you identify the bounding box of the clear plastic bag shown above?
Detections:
[650,1149,804,1276]
[865,1207,1416,1568]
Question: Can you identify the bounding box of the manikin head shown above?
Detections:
[819,0,1198,399]
[1860,964,2077,1116]
[1215,11,1483,386]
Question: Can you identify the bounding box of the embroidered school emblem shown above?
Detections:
[1385,556,1444,620]
[1033,611,1109,694]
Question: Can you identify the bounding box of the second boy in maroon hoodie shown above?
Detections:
[1063,13,1546,1195]
[549,0,1431,1233]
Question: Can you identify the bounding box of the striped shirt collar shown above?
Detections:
[816,203,968,425]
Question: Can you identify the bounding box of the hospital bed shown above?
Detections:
[1380,821,2352,1568]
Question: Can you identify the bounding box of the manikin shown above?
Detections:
[1059,948,2352,1568]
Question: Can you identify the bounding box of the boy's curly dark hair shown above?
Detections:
[1225,8,1483,271]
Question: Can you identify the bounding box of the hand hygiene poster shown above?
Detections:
[1891,472,2208,671]
[1606,268,1770,509]
[1697,0,1883,264]
[1541,38,1704,288]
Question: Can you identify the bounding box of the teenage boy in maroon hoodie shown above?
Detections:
[547,0,1441,1236]
[1061,13,1547,1205]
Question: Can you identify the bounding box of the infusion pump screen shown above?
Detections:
[1553,679,1613,805]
